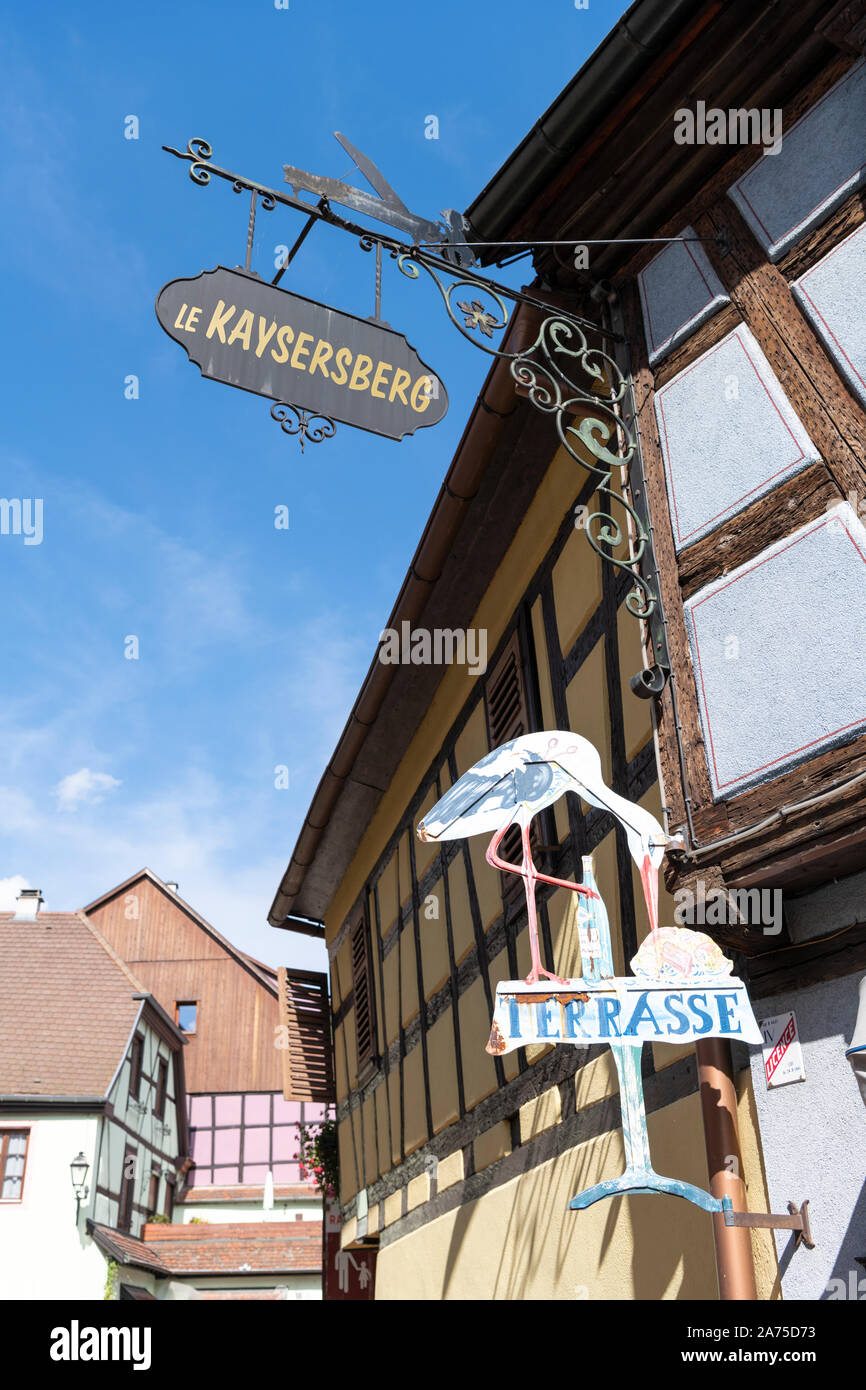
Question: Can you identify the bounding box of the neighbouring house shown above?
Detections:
[0,878,328,1300]
[0,890,191,1300]
[83,868,328,1298]
[267,0,866,1299]
[88,1221,323,1301]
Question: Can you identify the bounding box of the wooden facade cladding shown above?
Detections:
[85,875,283,1093]
[616,48,866,918]
[277,967,335,1104]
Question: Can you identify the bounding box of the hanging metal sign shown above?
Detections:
[416,730,766,1218]
[155,266,448,440]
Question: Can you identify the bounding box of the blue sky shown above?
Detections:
[1,0,631,970]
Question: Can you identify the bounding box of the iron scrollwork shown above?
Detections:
[395,252,656,622]
[270,403,337,451]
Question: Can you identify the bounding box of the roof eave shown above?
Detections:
[464,0,712,257]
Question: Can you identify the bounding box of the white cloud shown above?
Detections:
[56,768,122,813]
[0,875,30,910]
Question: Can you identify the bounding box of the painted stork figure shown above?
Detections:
[417,730,669,985]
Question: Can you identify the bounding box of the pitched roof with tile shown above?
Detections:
[181,1184,318,1204]
[140,1221,322,1275]
[0,910,150,1098]
[88,1223,172,1275]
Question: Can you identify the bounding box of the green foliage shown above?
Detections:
[103,1260,119,1301]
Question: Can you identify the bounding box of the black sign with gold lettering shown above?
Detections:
[155,266,448,439]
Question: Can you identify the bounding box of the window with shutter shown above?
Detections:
[118,1145,136,1230]
[0,1131,29,1201]
[277,967,336,1104]
[351,917,376,1073]
[129,1034,144,1101]
[484,629,537,903]
[154,1058,168,1119]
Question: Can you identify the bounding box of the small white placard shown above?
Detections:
[760,1010,805,1088]
[356,1187,368,1239]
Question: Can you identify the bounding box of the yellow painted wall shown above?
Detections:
[375,1093,718,1301]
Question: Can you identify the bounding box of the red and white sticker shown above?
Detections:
[760,1011,805,1088]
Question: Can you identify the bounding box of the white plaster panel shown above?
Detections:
[729,59,866,261]
[745,971,866,1300]
[792,219,866,411]
[684,503,866,800]
[654,325,820,551]
[638,226,729,364]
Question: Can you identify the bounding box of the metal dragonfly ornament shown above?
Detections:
[284,131,476,269]
[416,730,763,1217]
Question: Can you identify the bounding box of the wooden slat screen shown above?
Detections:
[484,629,536,902]
[485,630,529,747]
[277,966,335,1103]
[350,918,376,1070]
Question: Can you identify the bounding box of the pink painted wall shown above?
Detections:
[187,1091,330,1187]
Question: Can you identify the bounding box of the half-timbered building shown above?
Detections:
[270,0,866,1300]
[0,891,190,1300]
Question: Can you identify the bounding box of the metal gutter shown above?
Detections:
[464,0,713,257]
[0,1096,106,1110]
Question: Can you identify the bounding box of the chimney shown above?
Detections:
[13,889,44,921]
[165,881,179,894]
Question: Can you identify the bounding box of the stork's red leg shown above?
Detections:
[639,853,659,935]
[485,819,520,873]
[532,868,599,898]
[485,824,597,898]
[520,822,567,986]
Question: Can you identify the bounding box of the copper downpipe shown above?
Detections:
[696,1036,757,1300]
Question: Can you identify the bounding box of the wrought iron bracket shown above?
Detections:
[721,1197,815,1250]
[162,137,672,651]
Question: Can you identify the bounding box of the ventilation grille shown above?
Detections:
[485,631,529,747]
[351,919,376,1070]
[484,630,537,905]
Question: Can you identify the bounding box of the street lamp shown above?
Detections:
[70,1151,90,1217]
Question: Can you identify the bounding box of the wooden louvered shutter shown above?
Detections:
[484,630,535,903]
[277,967,335,1103]
[351,918,376,1072]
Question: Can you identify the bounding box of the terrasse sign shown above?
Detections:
[155,266,448,438]
[487,978,763,1054]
